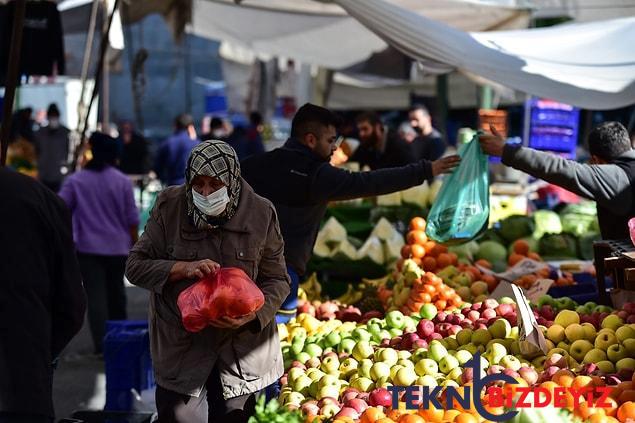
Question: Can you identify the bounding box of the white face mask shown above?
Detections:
[192,186,230,216]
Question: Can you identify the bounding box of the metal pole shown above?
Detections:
[101,0,110,131]
[76,0,100,132]
[0,0,26,166]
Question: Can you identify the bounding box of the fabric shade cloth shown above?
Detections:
[333,0,635,110]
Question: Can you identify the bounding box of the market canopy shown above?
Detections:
[332,0,635,110]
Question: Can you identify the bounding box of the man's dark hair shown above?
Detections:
[86,132,118,171]
[174,113,194,131]
[588,121,631,161]
[355,111,382,127]
[47,103,60,117]
[409,103,430,117]
[291,103,340,139]
[249,111,263,126]
[210,117,224,131]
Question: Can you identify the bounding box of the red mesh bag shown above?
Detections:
[177,267,265,332]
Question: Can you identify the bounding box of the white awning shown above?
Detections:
[333,0,635,109]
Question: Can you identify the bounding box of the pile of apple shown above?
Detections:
[436,264,498,305]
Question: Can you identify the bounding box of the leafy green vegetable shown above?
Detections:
[248,396,304,423]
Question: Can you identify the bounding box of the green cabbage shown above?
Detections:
[532,210,562,239]
[539,233,578,258]
[499,215,535,243]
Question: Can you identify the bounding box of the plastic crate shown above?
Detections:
[104,321,154,411]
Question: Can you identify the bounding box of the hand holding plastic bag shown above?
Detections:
[425,133,490,244]
[177,267,265,332]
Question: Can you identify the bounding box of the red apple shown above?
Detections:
[368,388,393,407]
[416,319,435,338]
[345,398,369,414]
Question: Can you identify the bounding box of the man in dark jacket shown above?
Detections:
[409,104,447,161]
[242,103,460,323]
[155,113,200,186]
[350,111,415,170]
[480,121,635,240]
[0,168,86,422]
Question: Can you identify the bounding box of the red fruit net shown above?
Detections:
[177,267,265,332]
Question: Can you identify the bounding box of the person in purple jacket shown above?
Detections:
[59,132,140,354]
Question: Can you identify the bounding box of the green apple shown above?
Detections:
[546,325,566,344]
[500,355,521,371]
[595,305,613,314]
[484,343,507,365]
[439,355,460,374]
[607,344,628,363]
[595,331,619,350]
[374,347,399,366]
[393,366,417,386]
[501,338,515,352]
[296,352,311,364]
[290,341,304,356]
[428,340,448,362]
[500,296,515,305]
[616,357,635,372]
[367,323,382,336]
[602,315,624,332]
[385,310,407,329]
[416,375,437,387]
[420,303,438,320]
[367,317,384,328]
[489,319,512,339]
[352,328,372,342]
[370,362,391,382]
[323,332,341,348]
[403,316,417,333]
[282,391,305,406]
[318,373,340,389]
[616,326,635,343]
[443,338,459,351]
[442,379,460,389]
[456,329,473,346]
[556,342,570,353]
[415,358,439,376]
[510,326,520,340]
[454,350,473,366]
[581,323,597,342]
[564,324,586,343]
[292,375,313,395]
[397,359,414,369]
[352,340,374,361]
[388,328,403,338]
[304,343,323,358]
[583,348,607,364]
[357,359,373,379]
[623,338,635,356]
[317,384,340,399]
[569,340,594,362]
[339,357,358,378]
[459,344,478,355]
[287,367,306,383]
[350,377,374,393]
[337,338,356,355]
[596,360,615,373]
[554,310,580,327]
[306,368,325,382]
[398,350,412,360]
[547,348,569,358]
[532,356,547,369]
[537,295,556,308]
[448,367,464,383]
[412,348,428,362]
[471,328,492,346]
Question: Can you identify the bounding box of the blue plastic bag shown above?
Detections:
[425,133,490,244]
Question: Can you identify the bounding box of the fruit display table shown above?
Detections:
[594,239,635,305]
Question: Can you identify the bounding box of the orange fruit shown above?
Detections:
[386,408,408,421]
[552,369,575,388]
[571,375,594,391]
[508,253,524,266]
[603,396,619,417]
[423,241,437,253]
[409,217,426,231]
[422,257,437,272]
[475,259,492,269]
[401,245,412,259]
[617,401,635,422]
[418,407,444,422]
[448,252,459,265]
[619,390,635,403]
[360,407,386,423]
[443,410,461,421]
[512,239,530,255]
[375,419,395,423]
[436,253,452,269]
[411,244,426,259]
[431,244,448,256]
[407,230,428,246]
[453,413,478,423]
[527,252,542,261]
[398,415,425,423]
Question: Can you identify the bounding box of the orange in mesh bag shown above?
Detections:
[177,267,265,332]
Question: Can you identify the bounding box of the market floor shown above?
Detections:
[52,282,151,420]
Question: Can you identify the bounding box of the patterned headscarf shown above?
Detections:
[185,140,242,229]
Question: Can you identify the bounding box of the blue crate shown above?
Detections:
[104,321,154,411]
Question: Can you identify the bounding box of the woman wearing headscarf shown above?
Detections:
[59,132,139,354]
[126,140,290,423]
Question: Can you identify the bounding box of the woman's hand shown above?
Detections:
[209,312,257,329]
[169,259,220,282]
